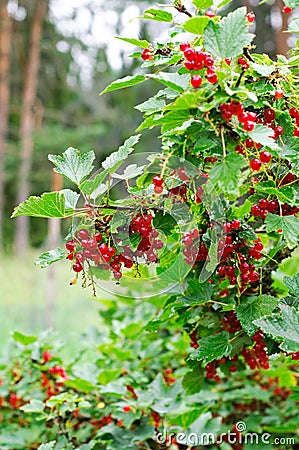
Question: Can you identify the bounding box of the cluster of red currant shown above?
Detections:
[217,222,262,289]
[289,107,299,136]
[66,229,125,281]
[40,351,68,399]
[182,228,209,265]
[241,331,269,370]
[220,100,257,132]
[251,198,299,219]
[130,212,164,263]
[141,47,153,61]
[179,42,218,86]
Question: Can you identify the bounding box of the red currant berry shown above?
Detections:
[275,89,284,99]
[154,185,163,194]
[264,108,276,122]
[66,240,75,252]
[178,167,189,181]
[250,158,262,171]
[282,5,292,13]
[78,229,89,239]
[184,48,196,61]
[179,42,190,52]
[190,229,199,239]
[294,126,299,137]
[225,58,231,66]
[141,48,153,61]
[246,11,255,22]
[245,138,254,148]
[205,10,216,17]
[244,121,255,132]
[206,72,218,84]
[152,175,164,186]
[231,219,241,229]
[73,262,83,273]
[289,107,299,118]
[260,151,272,164]
[274,125,284,136]
[184,60,195,70]
[191,75,202,88]
[238,57,249,69]
[114,271,122,280]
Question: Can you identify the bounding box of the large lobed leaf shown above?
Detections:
[100,74,147,95]
[11,192,73,219]
[236,295,279,335]
[265,213,299,248]
[102,135,141,171]
[190,331,232,364]
[48,147,95,185]
[203,7,254,59]
[254,304,299,352]
[209,152,247,196]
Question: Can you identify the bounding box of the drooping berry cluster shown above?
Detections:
[241,331,269,370]
[289,107,299,136]
[219,100,257,132]
[217,222,262,289]
[182,228,209,265]
[40,351,68,399]
[251,198,299,219]
[179,42,218,86]
[130,213,164,263]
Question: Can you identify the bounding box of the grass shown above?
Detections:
[0,250,111,351]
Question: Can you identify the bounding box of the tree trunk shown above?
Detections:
[0,0,12,252]
[15,0,47,254]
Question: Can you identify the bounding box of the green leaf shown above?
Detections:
[193,0,213,8]
[251,63,276,77]
[203,7,254,59]
[97,369,122,385]
[11,192,69,219]
[115,37,150,49]
[135,97,165,114]
[20,400,45,413]
[277,137,299,162]
[113,164,145,180]
[288,17,299,33]
[254,304,299,352]
[265,213,299,248]
[183,16,210,35]
[209,153,247,196]
[248,124,277,148]
[284,274,299,297]
[13,331,38,346]
[236,295,279,335]
[37,443,56,450]
[35,248,65,268]
[284,0,299,8]
[141,8,173,23]
[102,135,141,171]
[255,181,299,206]
[149,73,190,93]
[80,171,109,195]
[190,331,232,364]
[100,75,147,95]
[182,363,205,394]
[63,189,80,208]
[153,211,176,235]
[48,147,95,184]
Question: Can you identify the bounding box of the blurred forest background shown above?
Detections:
[0,0,296,345]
